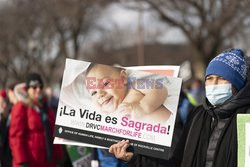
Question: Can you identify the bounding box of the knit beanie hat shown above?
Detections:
[26,73,44,89]
[205,48,247,91]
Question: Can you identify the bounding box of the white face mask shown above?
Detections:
[205,84,233,106]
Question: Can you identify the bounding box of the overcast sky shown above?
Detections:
[0,1,187,44]
[100,3,187,44]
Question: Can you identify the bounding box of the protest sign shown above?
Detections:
[237,114,250,167]
[54,59,182,160]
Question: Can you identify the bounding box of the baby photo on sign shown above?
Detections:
[54,58,182,159]
[59,60,179,124]
[85,63,172,123]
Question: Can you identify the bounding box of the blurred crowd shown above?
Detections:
[0,73,69,167]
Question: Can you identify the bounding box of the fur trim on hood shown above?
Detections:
[14,83,29,104]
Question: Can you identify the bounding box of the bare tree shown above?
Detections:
[0,0,112,87]
[120,0,250,75]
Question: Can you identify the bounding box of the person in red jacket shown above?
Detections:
[9,73,63,167]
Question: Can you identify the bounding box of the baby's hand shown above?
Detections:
[117,102,146,119]
[116,103,133,118]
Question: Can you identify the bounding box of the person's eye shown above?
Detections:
[91,91,97,96]
[206,76,212,81]
[104,81,110,87]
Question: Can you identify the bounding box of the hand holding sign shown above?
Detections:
[109,140,133,162]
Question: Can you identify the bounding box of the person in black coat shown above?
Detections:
[109,48,250,167]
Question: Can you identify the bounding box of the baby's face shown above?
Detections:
[86,64,127,113]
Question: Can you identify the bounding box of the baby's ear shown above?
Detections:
[120,70,127,85]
